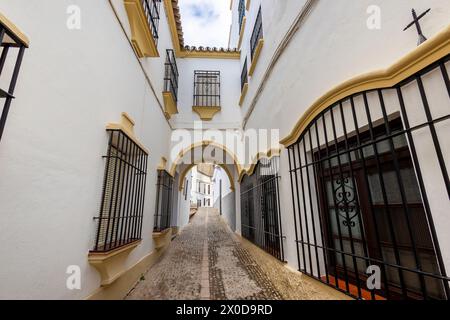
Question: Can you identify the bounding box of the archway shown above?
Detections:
[169,141,241,233]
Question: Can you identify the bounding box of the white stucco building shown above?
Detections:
[0,0,449,300]
[190,165,214,208]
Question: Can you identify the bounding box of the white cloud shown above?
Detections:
[178,0,232,48]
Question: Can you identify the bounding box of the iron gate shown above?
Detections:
[240,157,284,261]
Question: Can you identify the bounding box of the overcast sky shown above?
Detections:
[178,0,232,48]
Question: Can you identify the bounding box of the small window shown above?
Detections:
[92,129,149,252]
[241,58,248,92]
[142,0,162,45]
[164,49,179,102]
[154,170,174,232]
[238,0,246,33]
[250,7,263,60]
[194,71,221,107]
[184,179,189,200]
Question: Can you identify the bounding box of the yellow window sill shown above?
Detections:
[152,228,172,250]
[249,39,264,76]
[239,83,249,106]
[192,106,221,121]
[88,240,142,286]
[124,0,160,58]
[238,17,246,49]
[162,91,179,119]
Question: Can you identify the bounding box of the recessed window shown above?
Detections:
[241,58,248,92]
[164,49,179,102]
[124,0,161,57]
[184,179,189,200]
[162,49,179,118]
[154,170,174,232]
[238,0,246,33]
[142,0,162,45]
[193,71,221,107]
[92,129,148,252]
[250,7,263,61]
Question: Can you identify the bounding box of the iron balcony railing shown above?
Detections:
[92,129,148,252]
[238,0,246,33]
[164,49,179,102]
[141,0,162,45]
[0,22,27,144]
[154,170,174,232]
[193,70,221,107]
[250,6,263,60]
[286,55,450,300]
[241,58,248,92]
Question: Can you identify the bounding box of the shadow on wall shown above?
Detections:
[214,192,236,232]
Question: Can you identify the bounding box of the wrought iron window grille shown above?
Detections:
[164,49,179,102]
[92,129,148,252]
[241,58,248,92]
[250,7,263,60]
[287,55,450,300]
[154,169,174,232]
[238,0,246,33]
[142,0,162,45]
[193,70,221,107]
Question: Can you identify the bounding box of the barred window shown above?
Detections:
[193,71,221,107]
[142,0,162,45]
[241,58,248,92]
[0,20,27,143]
[238,0,246,33]
[240,157,284,261]
[154,170,174,232]
[250,7,263,60]
[93,129,148,252]
[164,49,179,102]
[287,55,450,300]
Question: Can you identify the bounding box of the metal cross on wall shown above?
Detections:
[403,8,431,46]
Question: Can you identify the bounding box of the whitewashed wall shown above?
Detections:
[172,58,242,130]
[175,168,193,230]
[213,165,236,231]
[0,0,174,299]
[0,0,449,300]
[235,0,450,273]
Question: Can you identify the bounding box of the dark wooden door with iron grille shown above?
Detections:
[316,118,445,299]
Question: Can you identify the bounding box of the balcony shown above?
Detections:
[124,0,161,58]
[192,71,221,121]
[162,49,179,119]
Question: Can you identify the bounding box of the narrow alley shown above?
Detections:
[126,208,347,300]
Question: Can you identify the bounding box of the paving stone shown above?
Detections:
[126,208,281,300]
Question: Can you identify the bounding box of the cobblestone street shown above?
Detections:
[126,208,346,300]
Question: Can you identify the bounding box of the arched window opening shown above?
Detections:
[287,55,450,300]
